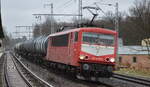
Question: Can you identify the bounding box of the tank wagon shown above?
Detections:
[15,36,48,56]
[15,27,118,78]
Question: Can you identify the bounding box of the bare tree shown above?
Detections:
[128,0,150,44]
[33,18,60,37]
[33,24,41,38]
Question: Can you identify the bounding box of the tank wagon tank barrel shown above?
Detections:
[15,36,49,55]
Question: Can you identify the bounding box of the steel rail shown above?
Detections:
[11,55,32,87]
[113,73,150,86]
[11,53,54,87]
[3,54,11,87]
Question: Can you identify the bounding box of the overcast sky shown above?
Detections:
[1,0,136,38]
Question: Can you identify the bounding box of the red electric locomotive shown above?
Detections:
[46,27,117,77]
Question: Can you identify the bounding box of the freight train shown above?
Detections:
[14,27,118,78]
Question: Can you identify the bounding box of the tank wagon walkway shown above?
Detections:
[6,53,28,87]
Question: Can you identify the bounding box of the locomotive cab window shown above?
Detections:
[51,34,69,47]
[82,32,114,46]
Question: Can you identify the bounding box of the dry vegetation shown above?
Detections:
[115,68,150,78]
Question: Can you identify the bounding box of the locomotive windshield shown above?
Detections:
[82,32,114,46]
[81,32,115,56]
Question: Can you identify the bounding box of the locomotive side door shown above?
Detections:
[71,32,80,66]
[68,32,74,60]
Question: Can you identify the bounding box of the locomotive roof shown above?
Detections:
[49,27,117,37]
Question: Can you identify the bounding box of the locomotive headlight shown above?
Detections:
[80,55,86,60]
[110,58,115,62]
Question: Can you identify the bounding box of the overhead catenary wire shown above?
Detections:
[94,3,106,15]
[56,0,74,12]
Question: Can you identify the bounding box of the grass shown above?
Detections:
[114,68,150,78]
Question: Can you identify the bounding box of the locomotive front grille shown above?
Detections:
[82,63,112,72]
[90,64,107,71]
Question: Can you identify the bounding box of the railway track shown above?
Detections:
[11,52,54,87]
[113,73,150,86]
[4,52,32,87]
[4,52,53,87]
[13,52,114,87]
[4,53,11,87]
[12,51,150,87]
